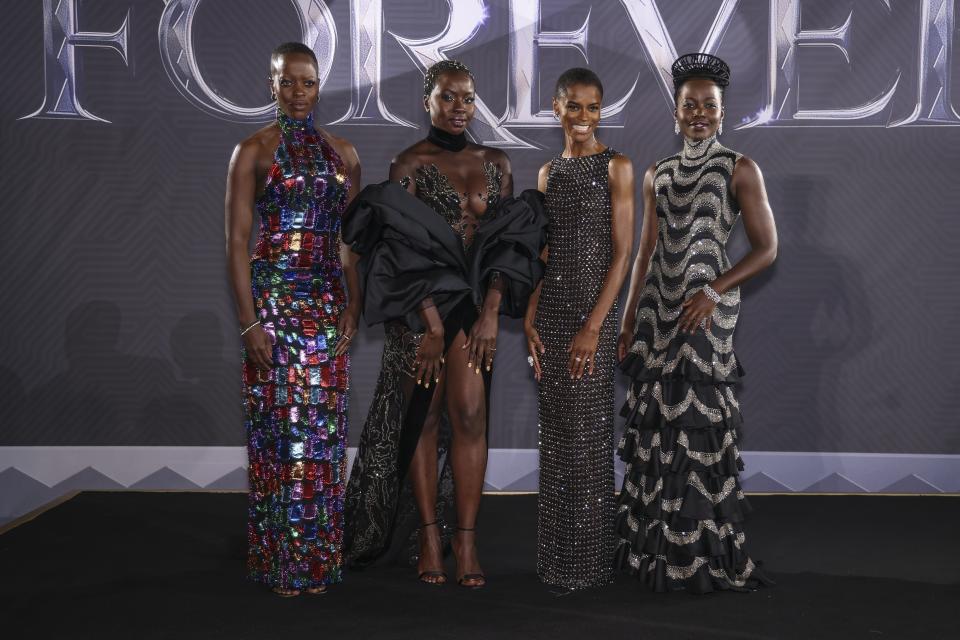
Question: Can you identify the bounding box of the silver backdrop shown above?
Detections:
[2,0,959,462]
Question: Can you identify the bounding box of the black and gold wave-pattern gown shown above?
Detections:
[342,161,544,567]
[616,135,771,593]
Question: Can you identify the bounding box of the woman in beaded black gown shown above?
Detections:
[343,61,546,588]
[615,54,778,593]
[225,43,362,597]
[524,68,635,590]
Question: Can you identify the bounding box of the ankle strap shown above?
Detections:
[456,526,476,531]
[421,521,439,528]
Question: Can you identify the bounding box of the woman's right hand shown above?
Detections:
[243,324,274,371]
[415,328,445,388]
[525,323,545,382]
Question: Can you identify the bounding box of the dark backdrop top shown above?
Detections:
[2,0,958,453]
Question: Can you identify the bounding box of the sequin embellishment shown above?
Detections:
[614,135,772,593]
[535,148,618,590]
[244,109,351,590]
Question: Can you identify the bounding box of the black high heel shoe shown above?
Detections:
[417,521,448,585]
[452,526,486,589]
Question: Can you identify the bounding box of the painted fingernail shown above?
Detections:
[475,367,480,374]
[416,379,422,385]
[467,362,473,368]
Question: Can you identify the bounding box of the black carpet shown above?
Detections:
[1,493,957,639]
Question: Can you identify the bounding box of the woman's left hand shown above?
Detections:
[678,291,716,334]
[464,309,499,374]
[334,303,361,356]
[567,325,599,379]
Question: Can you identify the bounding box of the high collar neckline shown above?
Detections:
[681,134,718,161]
[277,108,314,136]
[427,125,468,152]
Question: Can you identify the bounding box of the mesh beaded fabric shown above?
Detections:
[536,149,620,590]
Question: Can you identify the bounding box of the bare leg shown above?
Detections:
[409,371,448,583]
[444,329,488,587]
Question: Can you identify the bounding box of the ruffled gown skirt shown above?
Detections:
[615,325,772,593]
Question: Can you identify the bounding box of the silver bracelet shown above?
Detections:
[702,284,722,304]
[240,320,260,336]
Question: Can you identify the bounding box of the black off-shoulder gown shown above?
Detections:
[341,172,546,567]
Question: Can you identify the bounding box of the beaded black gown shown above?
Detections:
[342,160,546,568]
[535,148,619,589]
[615,135,771,592]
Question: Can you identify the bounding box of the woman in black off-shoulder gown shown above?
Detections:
[342,61,546,588]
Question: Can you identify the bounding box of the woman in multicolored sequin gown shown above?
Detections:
[225,43,362,596]
[524,68,635,590]
[615,54,777,593]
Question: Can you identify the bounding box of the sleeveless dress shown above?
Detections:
[615,135,770,592]
[342,161,503,567]
[535,148,619,589]
[244,110,351,590]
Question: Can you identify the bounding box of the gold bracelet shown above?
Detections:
[240,320,260,336]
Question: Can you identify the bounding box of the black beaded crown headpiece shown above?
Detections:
[423,60,475,98]
[671,53,730,94]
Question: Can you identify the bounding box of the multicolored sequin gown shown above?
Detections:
[535,148,619,589]
[244,110,351,590]
[616,135,770,592]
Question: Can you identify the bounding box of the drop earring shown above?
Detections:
[718,120,723,135]
[674,120,680,135]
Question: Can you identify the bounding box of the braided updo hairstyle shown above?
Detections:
[423,60,475,98]
[671,53,730,102]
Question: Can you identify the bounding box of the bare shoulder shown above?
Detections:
[734,154,761,174]
[233,124,277,163]
[732,154,763,184]
[391,141,429,171]
[538,160,552,179]
[536,160,553,191]
[608,152,634,183]
[388,141,431,181]
[314,128,357,165]
[609,152,634,171]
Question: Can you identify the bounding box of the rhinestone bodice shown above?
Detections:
[651,135,742,302]
[400,161,502,247]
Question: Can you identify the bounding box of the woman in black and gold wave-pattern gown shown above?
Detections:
[342,61,546,588]
[615,53,778,593]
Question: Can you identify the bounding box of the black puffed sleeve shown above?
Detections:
[343,181,472,330]
[467,189,548,318]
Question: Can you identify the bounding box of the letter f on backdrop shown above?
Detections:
[21,0,130,123]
